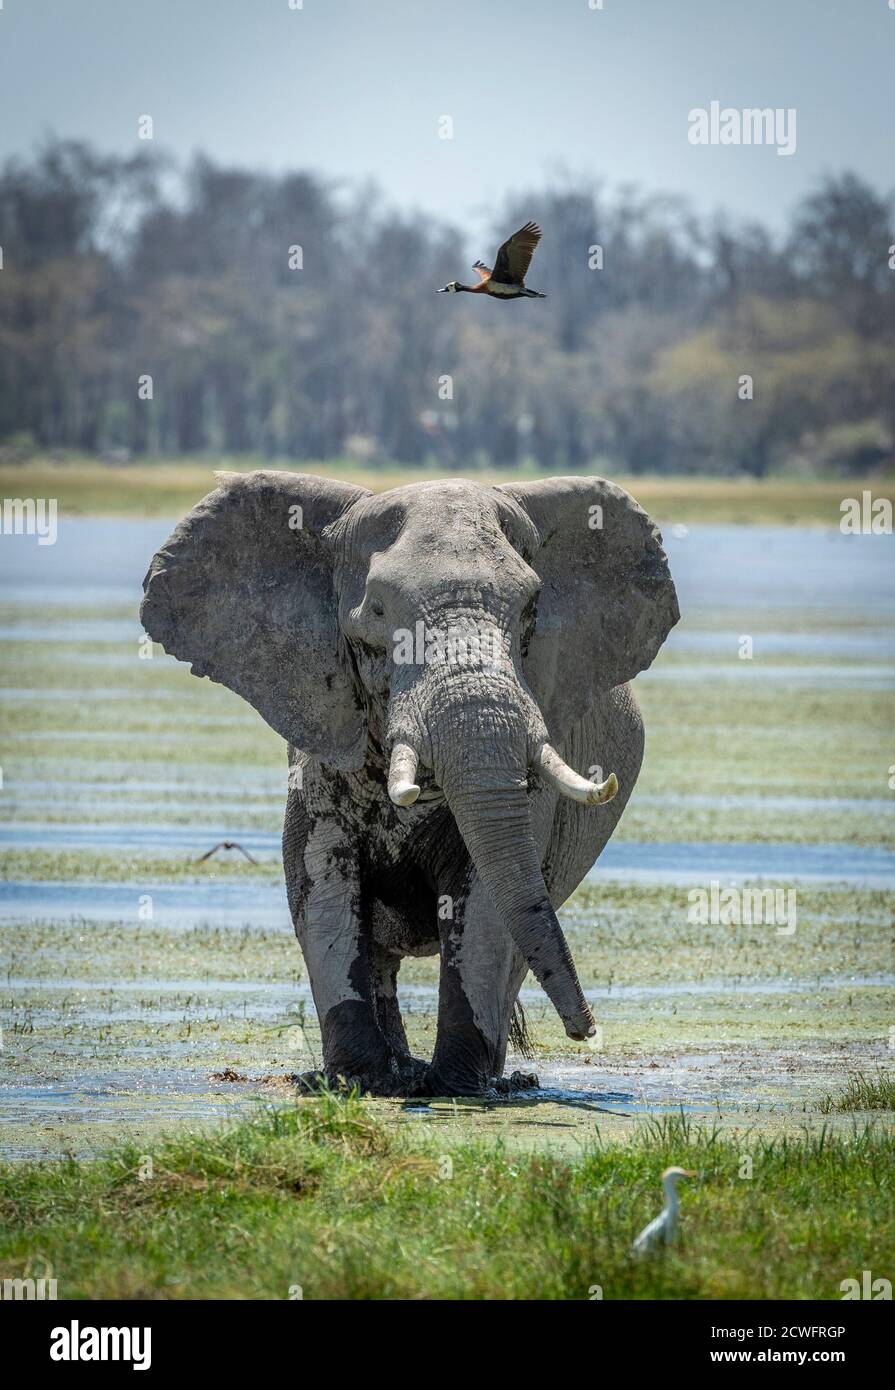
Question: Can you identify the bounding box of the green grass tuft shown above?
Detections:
[819,1071,895,1114]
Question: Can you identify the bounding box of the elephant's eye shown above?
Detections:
[369,598,385,618]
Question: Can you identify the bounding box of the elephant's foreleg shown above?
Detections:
[370,943,410,1060]
[369,945,432,1093]
[290,820,392,1087]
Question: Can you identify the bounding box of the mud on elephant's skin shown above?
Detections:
[140,473,679,1096]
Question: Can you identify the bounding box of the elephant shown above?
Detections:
[140,472,679,1097]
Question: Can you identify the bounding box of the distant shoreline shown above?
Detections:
[1,458,892,526]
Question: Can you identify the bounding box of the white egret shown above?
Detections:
[631,1166,696,1254]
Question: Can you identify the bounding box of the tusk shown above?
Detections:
[535,743,618,806]
[388,741,421,806]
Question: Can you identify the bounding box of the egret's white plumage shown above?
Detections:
[631,1166,696,1254]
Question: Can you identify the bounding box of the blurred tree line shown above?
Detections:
[1,140,892,476]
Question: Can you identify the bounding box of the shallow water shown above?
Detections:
[664,525,895,612]
[3,840,894,931]
[0,621,141,642]
[6,769,281,793]
[2,790,889,830]
[6,1033,890,1160]
[505,1089,713,1116]
[534,1046,851,1110]
[4,519,894,612]
[0,879,292,929]
[0,1071,263,1160]
[642,663,894,689]
[635,792,894,815]
[588,839,895,887]
[3,824,893,875]
[665,630,895,657]
[0,1077,712,1158]
[4,727,255,744]
[0,687,198,702]
[0,796,282,820]
[0,822,283,856]
[8,972,892,1007]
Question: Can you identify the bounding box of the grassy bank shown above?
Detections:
[2,457,890,525]
[1,1092,891,1300]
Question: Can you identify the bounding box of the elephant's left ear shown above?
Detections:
[141,470,371,767]
[498,477,680,741]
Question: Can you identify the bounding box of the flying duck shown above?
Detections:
[438,221,546,299]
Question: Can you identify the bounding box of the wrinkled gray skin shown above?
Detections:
[141,473,679,1097]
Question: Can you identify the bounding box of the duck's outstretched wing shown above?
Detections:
[490,221,542,285]
[472,261,492,282]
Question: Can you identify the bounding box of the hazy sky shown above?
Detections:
[1,0,892,239]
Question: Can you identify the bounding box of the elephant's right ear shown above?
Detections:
[140,470,371,768]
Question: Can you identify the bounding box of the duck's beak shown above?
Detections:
[437,285,449,293]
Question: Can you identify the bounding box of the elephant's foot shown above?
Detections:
[493,1069,540,1096]
[293,1061,539,1100]
[416,1066,541,1099]
[293,1054,430,1099]
[366,1055,431,1097]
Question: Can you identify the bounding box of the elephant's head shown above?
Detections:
[140,471,678,1041]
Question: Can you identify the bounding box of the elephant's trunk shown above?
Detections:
[386,634,596,1041]
[437,761,596,1042]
